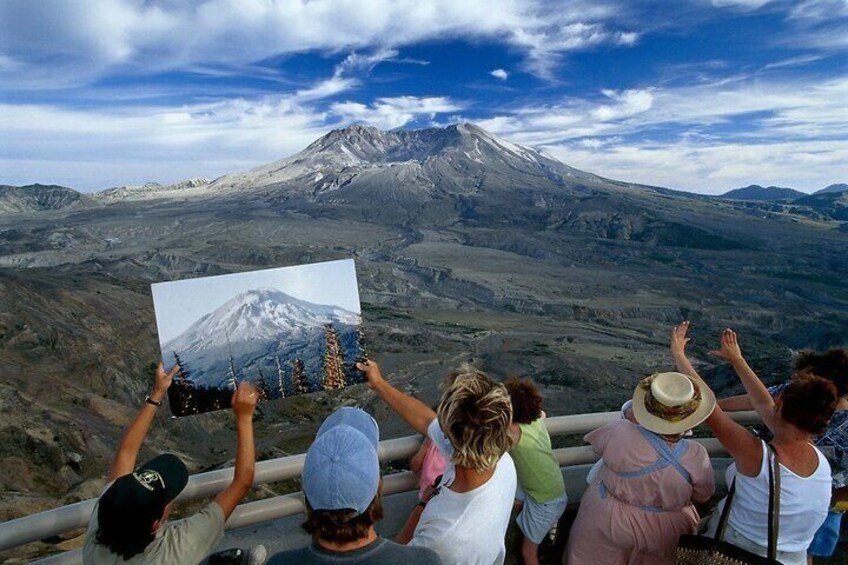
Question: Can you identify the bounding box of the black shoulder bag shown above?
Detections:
[676,445,781,564]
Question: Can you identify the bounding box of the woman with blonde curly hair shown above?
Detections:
[357,360,516,565]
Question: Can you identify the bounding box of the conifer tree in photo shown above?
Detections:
[170,350,198,416]
[322,323,346,390]
[256,365,271,401]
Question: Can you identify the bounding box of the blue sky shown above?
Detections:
[0,0,846,194]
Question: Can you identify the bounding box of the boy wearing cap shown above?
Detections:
[83,362,259,564]
[357,360,516,565]
[267,407,441,564]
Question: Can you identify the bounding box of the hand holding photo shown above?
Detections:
[151,259,366,417]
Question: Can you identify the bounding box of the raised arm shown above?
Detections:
[670,321,700,379]
[214,382,258,520]
[357,360,436,436]
[108,363,179,481]
[670,323,762,476]
[717,394,754,412]
[711,329,778,432]
[672,324,757,412]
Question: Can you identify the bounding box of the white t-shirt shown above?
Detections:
[408,419,517,565]
[723,440,831,552]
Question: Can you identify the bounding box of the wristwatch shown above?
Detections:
[145,395,163,407]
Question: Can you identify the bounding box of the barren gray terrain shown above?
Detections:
[1,124,847,560]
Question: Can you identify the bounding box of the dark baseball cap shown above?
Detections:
[99,454,189,523]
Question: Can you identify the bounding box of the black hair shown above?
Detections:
[94,486,160,559]
[794,349,848,397]
[780,373,838,435]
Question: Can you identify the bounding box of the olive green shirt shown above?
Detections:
[511,418,565,503]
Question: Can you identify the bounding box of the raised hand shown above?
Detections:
[231,381,259,419]
[153,362,179,399]
[711,328,744,363]
[356,359,385,390]
[670,321,691,357]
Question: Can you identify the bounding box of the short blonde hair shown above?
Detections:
[437,366,512,473]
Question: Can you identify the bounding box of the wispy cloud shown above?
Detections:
[544,139,848,193]
[0,0,639,88]
[0,89,465,189]
[477,73,848,192]
[711,0,775,10]
[490,68,509,80]
[330,96,464,130]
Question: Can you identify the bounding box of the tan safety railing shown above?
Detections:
[0,410,759,564]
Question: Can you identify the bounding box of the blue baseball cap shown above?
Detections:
[303,407,380,514]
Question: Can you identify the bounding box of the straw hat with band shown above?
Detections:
[632,372,716,435]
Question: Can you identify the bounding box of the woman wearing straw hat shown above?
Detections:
[564,370,717,564]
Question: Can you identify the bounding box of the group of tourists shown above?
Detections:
[82,321,848,565]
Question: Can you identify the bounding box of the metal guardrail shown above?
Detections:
[1,410,760,563]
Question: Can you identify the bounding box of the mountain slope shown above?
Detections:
[209,123,600,197]
[0,184,87,215]
[165,288,359,354]
[815,183,848,195]
[720,185,805,201]
[94,178,210,201]
[163,288,360,386]
[191,124,747,249]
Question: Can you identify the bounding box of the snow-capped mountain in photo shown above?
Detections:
[165,287,359,354]
[163,288,361,387]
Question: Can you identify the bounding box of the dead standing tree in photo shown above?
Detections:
[292,358,308,395]
[224,331,239,392]
[322,323,346,390]
[275,356,286,399]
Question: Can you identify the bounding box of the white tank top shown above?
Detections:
[723,440,831,552]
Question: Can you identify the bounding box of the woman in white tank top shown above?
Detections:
[670,323,837,565]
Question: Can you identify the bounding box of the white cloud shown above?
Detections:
[290,49,400,103]
[711,0,774,9]
[330,96,464,130]
[476,73,848,192]
[0,0,638,86]
[509,21,640,79]
[592,89,654,121]
[0,90,464,190]
[789,0,848,20]
[490,68,509,80]
[543,139,848,193]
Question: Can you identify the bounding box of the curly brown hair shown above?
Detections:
[504,376,544,425]
[302,494,383,544]
[779,372,838,435]
[794,349,848,397]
